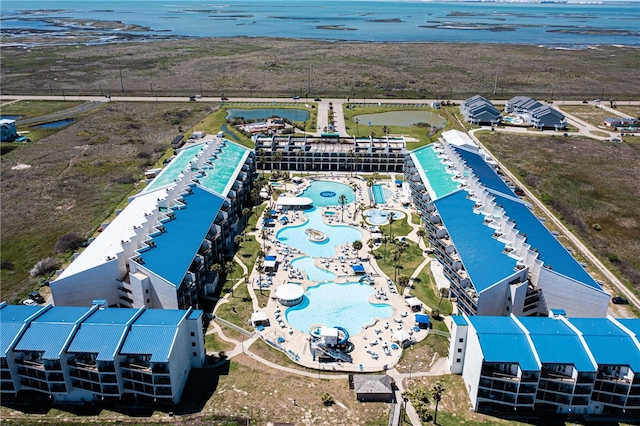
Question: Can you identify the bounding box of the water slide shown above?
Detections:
[335,326,349,345]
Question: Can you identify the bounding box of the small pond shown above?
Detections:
[226,108,310,122]
[33,119,76,129]
[353,110,445,127]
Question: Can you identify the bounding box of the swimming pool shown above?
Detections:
[290,256,336,281]
[300,180,355,207]
[286,281,393,336]
[276,207,362,257]
[366,209,404,225]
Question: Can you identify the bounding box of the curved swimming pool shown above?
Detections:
[300,180,355,207]
[291,256,336,282]
[286,281,393,336]
[276,208,362,257]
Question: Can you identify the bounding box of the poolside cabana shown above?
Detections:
[264,255,277,272]
[405,297,423,312]
[274,283,304,306]
[275,196,313,211]
[415,313,431,329]
[251,311,269,327]
[392,330,414,348]
[351,264,366,275]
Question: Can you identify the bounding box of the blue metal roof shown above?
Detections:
[0,304,47,356]
[434,191,518,293]
[617,318,640,338]
[139,185,224,286]
[451,315,468,326]
[120,310,186,362]
[132,308,187,326]
[454,147,515,196]
[569,318,640,371]
[13,306,93,359]
[469,316,539,371]
[518,316,595,372]
[187,309,203,320]
[493,194,601,290]
[67,308,141,361]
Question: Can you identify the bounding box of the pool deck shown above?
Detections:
[247,174,433,372]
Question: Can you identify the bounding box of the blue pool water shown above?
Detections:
[365,209,401,225]
[226,108,310,122]
[286,282,393,336]
[290,256,336,282]
[33,119,76,129]
[277,208,362,257]
[301,180,355,207]
[372,184,386,204]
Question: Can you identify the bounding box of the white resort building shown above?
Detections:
[254,134,406,173]
[449,312,640,417]
[405,130,609,318]
[0,301,205,404]
[51,137,256,310]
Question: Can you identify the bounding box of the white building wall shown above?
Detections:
[508,281,530,316]
[130,263,180,309]
[167,321,194,404]
[52,261,120,307]
[187,314,205,368]
[461,327,485,411]
[536,268,609,317]
[448,320,468,374]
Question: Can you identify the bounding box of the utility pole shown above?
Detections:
[493,64,500,95]
[118,59,124,92]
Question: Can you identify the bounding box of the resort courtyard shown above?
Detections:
[213,173,449,373]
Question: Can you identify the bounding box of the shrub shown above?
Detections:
[0,259,14,270]
[320,392,334,406]
[55,232,84,253]
[30,257,60,277]
[592,223,602,231]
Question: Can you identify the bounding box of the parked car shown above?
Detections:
[221,97,229,100]
[292,96,300,100]
[189,96,196,101]
[22,299,38,307]
[314,98,322,101]
[29,291,45,304]
[612,296,629,305]
[514,187,525,196]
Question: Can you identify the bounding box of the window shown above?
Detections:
[191,342,196,347]
[457,348,462,353]
[456,358,461,363]
[459,338,464,343]
[146,298,150,303]
[190,332,195,337]
[192,352,197,357]
[506,306,510,312]
[145,289,149,294]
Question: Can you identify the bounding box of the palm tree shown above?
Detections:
[234,234,244,249]
[224,260,236,296]
[397,275,410,293]
[437,287,449,310]
[354,118,360,136]
[260,228,269,251]
[338,194,347,222]
[257,149,267,177]
[431,382,446,425]
[273,151,283,172]
[366,179,374,207]
[352,240,363,257]
[388,212,396,239]
[391,250,402,282]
